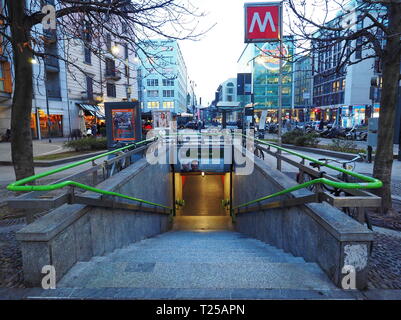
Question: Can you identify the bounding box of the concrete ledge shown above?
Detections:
[0,150,107,167]
[282,144,398,161]
[233,148,374,290]
[16,157,173,287]
[281,144,361,160]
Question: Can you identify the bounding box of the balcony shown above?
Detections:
[44,55,60,72]
[104,68,121,81]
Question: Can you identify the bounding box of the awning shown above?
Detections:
[77,103,105,119]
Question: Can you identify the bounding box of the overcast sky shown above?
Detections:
[178,0,343,106]
[179,0,251,106]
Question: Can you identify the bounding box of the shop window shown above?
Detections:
[106,82,116,97]
[0,61,12,93]
[147,101,160,109]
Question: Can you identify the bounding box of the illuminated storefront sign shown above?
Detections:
[255,42,289,71]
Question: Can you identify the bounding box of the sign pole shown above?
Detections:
[277,2,283,171]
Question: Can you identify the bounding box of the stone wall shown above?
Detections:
[233,150,374,290]
[16,158,172,287]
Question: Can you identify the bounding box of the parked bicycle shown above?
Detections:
[296,153,372,230]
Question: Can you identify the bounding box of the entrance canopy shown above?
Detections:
[77,103,105,119]
[216,101,242,113]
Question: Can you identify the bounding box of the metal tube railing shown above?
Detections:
[233,134,382,210]
[7,138,172,211]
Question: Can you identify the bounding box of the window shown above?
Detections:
[227,95,233,102]
[83,22,92,64]
[147,79,159,86]
[147,101,160,108]
[227,88,234,94]
[86,76,93,99]
[0,61,12,93]
[163,101,174,109]
[105,58,116,76]
[163,90,174,98]
[124,43,129,60]
[162,79,174,86]
[106,82,116,97]
[106,33,112,51]
[147,90,159,98]
[45,72,61,99]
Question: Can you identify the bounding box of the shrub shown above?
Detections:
[282,129,319,147]
[64,137,107,152]
[328,139,359,153]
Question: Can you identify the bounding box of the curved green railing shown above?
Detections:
[233,134,382,210]
[6,131,382,214]
[161,130,382,210]
[6,138,172,211]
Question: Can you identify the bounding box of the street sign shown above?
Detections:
[244,2,281,43]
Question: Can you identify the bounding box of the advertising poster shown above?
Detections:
[112,109,136,141]
[153,111,171,129]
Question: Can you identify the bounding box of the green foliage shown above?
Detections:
[64,137,107,152]
[282,129,320,147]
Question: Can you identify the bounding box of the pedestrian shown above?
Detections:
[91,123,97,137]
[319,119,324,130]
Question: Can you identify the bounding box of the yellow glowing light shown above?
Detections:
[111,45,120,55]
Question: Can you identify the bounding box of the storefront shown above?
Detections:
[77,104,106,135]
[30,109,63,139]
[341,104,380,128]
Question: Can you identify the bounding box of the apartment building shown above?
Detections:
[138,39,188,115]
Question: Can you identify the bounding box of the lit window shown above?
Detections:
[147,101,160,108]
[163,101,175,109]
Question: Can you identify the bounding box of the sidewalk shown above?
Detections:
[264,133,400,156]
[0,138,69,162]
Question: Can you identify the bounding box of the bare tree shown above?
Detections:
[1,0,208,181]
[284,0,400,214]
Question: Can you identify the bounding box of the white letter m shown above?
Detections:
[249,12,276,33]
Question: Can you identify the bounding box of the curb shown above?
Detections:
[282,144,399,161]
[0,150,108,167]
[281,144,361,160]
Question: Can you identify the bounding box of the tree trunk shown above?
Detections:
[6,0,35,181]
[373,3,401,214]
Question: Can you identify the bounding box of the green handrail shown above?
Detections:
[7,138,172,211]
[233,134,382,210]
[160,131,382,209]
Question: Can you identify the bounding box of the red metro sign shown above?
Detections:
[244,2,281,43]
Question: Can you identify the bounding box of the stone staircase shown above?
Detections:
[49,230,353,299]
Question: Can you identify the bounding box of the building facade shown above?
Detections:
[0,0,139,139]
[238,36,295,123]
[65,22,139,136]
[293,55,313,122]
[311,0,383,126]
[138,40,188,115]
